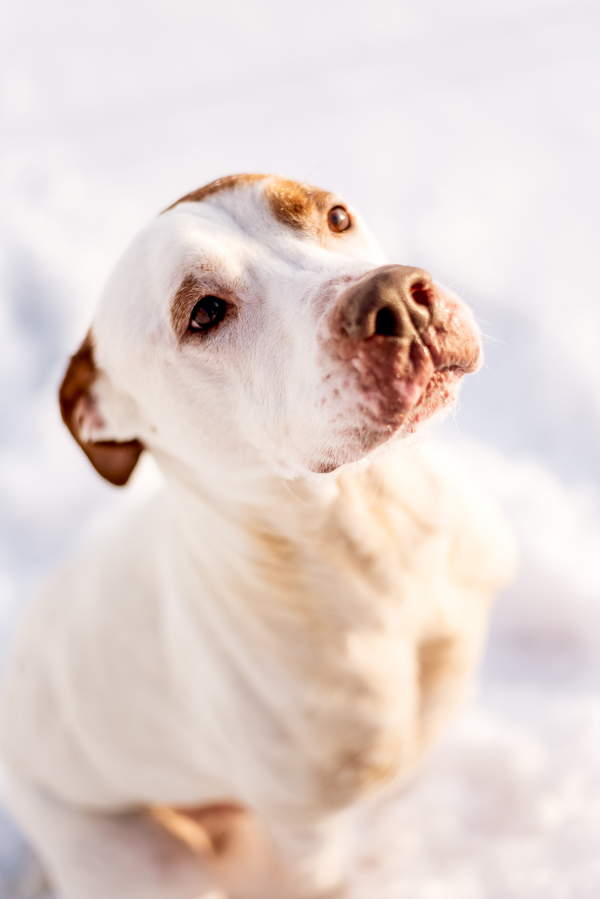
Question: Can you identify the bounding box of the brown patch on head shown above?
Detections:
[163,173,268,213]
[169,270,240,341]
[265,177,334,235]
[170,272,202,337]
[163,173,339,242]
[59,333,143,486]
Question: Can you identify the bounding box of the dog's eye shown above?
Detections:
[328,206,351,233]
[189,296,228,331]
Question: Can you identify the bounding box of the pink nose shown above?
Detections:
[340,265,434,342]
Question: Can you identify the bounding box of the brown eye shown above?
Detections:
[189,296,228,331]
[328,206,351,233]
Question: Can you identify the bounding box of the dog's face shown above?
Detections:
[60,175,481,485]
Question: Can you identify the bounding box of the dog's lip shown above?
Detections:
[404,365,465,427]
[356,362,467,429]
[434,361,471,376]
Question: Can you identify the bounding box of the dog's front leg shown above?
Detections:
[3,772,222,899]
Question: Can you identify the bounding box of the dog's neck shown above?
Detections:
[151,444,439,625]
[153,448,352,533]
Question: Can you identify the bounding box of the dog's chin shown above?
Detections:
[307,368,465,475]
[401,366,466,430]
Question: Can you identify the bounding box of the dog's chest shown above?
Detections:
[231,469,447,811]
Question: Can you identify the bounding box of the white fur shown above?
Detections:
[0,176,515,898]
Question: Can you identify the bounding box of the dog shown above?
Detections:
[0,174,515,898]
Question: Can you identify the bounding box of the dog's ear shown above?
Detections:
[59,333,144,487]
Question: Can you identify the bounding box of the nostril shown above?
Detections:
[375,307,398,337]
[410,282,431,306]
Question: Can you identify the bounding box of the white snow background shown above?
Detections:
[1,0,600,896]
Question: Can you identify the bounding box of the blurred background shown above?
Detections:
[1,0,600,895]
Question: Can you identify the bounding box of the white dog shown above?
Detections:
[0,174,514,899]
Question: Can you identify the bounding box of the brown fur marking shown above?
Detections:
[418,636,460,696]
[170,272,203,337]
[417,634,469,746]
[150,803,246,857]
[265,178,334,235]
[59,333,143,487]
[164,173,337,242]
[149,805,213,856]
[163,174,268,213]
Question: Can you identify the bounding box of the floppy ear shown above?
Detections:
[59,333,144,487]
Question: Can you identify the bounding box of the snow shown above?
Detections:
[1,0,599,894]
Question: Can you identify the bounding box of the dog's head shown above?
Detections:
[59,174,481,485]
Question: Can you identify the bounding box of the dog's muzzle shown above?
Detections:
[329,264,481,427]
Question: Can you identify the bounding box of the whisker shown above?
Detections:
[302,159,330,184]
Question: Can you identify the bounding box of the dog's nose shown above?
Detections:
[341,265,434,342]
